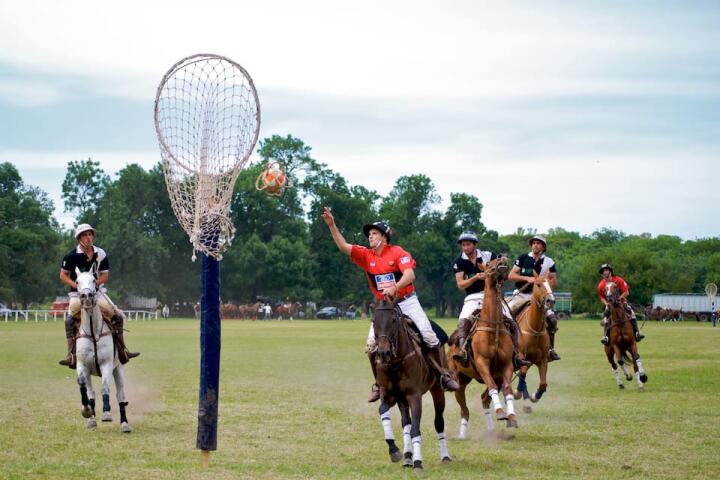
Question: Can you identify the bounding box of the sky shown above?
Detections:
[1,0,718,239]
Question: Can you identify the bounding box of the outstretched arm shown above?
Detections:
[321,207,352,256]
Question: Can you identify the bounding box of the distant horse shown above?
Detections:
[238,302,262,320]
[604,282,648,391]
[373,298,451,471]
[74,268,131,432]
[448,256,518,439]
[513,272,554,413]
[275,301,302,320]
[220,303,239,319]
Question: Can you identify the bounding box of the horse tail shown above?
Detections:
[622,350,632,364]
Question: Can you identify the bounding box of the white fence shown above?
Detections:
[2,310,159,323]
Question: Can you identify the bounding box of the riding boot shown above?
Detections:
[112,315,140,364]
[452,317,472,365]
[630,317,645,342]
[367,350,380,402]
[58,336,76,369]
[601,319,610,345]
[546,312,561,361]
[428,345,460,391]
[505,317,532,368]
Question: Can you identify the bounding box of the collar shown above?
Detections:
[528,251,545,261]
[370,244,390,257]
[461,249,480,261]
[76,245,98,255]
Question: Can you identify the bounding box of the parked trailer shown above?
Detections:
[652,294,715,321]
[554,292,572,319]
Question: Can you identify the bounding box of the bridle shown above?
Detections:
[604,282,628,326]
[373,300,402,363]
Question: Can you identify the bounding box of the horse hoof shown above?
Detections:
[496,410,507,421]
[441,456,452,464]
[513,391,521,400]
[618,384,625,390]
[81,406,92,419]
[390,449,401,463]
[413,460,423,472]
[120,422,132,433]
[625,374,633,381]
[102,412,112,422]
[403,453,413,468]
[506,417,519,428]
[523,405,532,414]
[640,373,648,383]
[87,418,97,429]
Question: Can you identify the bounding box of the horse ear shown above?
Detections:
[75,267,81,276]
[533,270,539,278]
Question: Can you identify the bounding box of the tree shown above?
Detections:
[61,158,110,224]
[0,162,63,307]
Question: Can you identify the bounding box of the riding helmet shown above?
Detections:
[362,221,391,242]
[74,223,96,240]
[457,230,478,244]
[528,235,547,250]
[599,263,614,274]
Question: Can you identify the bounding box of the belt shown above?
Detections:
[396,292,416,303]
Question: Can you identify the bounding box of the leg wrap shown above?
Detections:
[546,312,558,334]
[630,317,640,335]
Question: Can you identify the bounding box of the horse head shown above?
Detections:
[373,297,401,364]
[532,272,556,312]
[75,266,98,310]
[483,256,509,290]
[604,281,621,305]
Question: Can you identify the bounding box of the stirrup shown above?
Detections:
[635,332,645,342]
[125,351,141,359]
[548,349,561,362]
[58,353,74,366]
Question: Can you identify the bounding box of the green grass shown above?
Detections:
[1,318,719,479]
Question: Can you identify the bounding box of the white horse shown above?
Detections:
[75,267,131,432]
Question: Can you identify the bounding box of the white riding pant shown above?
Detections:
[68,291,117,320]
[459,292,512,323]
[367,294,439,349]
[506,292,531,316]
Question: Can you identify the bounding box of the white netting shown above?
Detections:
[154,53,260,260]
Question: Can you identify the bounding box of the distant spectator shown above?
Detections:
[162,304,170,319]
[263,303,272,320]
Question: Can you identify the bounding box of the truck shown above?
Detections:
[652,293,717,321]
[554,292,572,319]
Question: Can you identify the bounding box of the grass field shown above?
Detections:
[1,317,719,479]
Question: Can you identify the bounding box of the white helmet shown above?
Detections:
[74,223,96,240]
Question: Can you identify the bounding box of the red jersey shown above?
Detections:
[597,276,629,303]
[350,244,416,300]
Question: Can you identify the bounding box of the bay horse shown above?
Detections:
[448,256,518,439]
[373,297,451,471]
[603,281,648,391]
[513,272,554,413]
[74,268,131,432]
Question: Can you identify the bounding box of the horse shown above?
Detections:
[448,256,518,439]
[74,268,131,432]
[220,303,239,319]
[372,297,451,471]
[275,301,302,320]
[238,302,262,320]
[603,281,648,391]
[513,272,554,413]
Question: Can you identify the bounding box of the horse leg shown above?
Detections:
[606,347,624,389]
[83,371,97,429]
[481,388,495,434]
[77,368,92,419]
[408,394,424,471]
[113,365,131,432]
[378,402,401,463]
[475,360,505,420]
[631,346,648,390]
[502,364,518,428]
[430,384,451,464]
[399,403,413,468]
[454,375,471,439]
[531,360,548,404]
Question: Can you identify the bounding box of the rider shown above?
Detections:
[451,231,531,368]
[321,207,460,402]
[507,235,561,362]
[597,263,645,345]
[58,223,140,368]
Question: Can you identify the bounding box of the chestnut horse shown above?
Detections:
[604,282,648,391]
[513,272,554,413]
[448,256,518,439]
[373,298,451,471]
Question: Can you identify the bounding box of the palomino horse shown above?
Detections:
[513,272,554,413]
[74,268,131,432]
[448,256,518,439]
[373,298,451,471]
[604,282,648,391]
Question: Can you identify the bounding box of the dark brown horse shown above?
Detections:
[448,256,518,438]
[604,282,648,391]
[373,298,451,471]
[513,272,554,412]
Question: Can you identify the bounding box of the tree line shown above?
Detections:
[1,134,718,314]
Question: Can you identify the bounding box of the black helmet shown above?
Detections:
[599,263,614,274]
[363,221,391,242]
[528,235,547,250]
[457,230,478,244]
